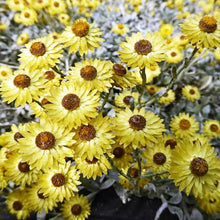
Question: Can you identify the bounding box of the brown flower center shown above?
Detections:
[54,1,59,7]
[13,74,31,88]
[150,66,156,71]
[35,131,56,150]
[129,168,139,178]
[44,71,55,80]
[86,157,98,164]
[71,204,82,215]
[113,64,127,76]
[171,52,177,57]
[118,24,124,29]
[79,124,96,141]
[165,139,177,149]
[113,147,125,158]
[190,157,208,176]
[209,199,216,203]
[179,119,191,130]
[210,124,218,132]
[189,89,195,95]
[18,162,30,172]
[129,115,146,131]
[123,96,133,105]
[37,190,46,199]
[163,93,168,97]
[51,173,65,187]
[14,132,24,142]
[180,35,185,40]
[153,152,166,165]
[1,71,7,76]
[80,65,97,80]
[62,94,80,111]
[199,16,217,33]
[24,12,30,18]
[13,201,23,211]
[41,98,51,105]
[30,42,46,57]
[134,40,152,55]
[148,87,156,95]
[72,21,90,37]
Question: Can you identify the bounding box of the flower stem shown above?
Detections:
[133,149,142,187]
[141,171,169,178]
[138,67,146,106]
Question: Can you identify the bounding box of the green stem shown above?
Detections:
[141,171,169,178]
[99,89,112,112]
[133,149,142,187]
[138,67,146,106]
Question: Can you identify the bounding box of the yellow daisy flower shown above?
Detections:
[38,161,80,202]
[0,69,46,107]
[173,34,189,48]
[118,32,167,69]
[166,48,183,63]
[169,140,220,198]
[6,189,30,220]
[60,18,104,56]
[180,14,220,48]
[158,89,176,104]
[47,0,66,16]
[111,141,133,169]
[19,8,38,26]
[202,119,220,138]
[44,81,99,129]
[113,108,165,149]
[111,63,137,88]
[18,119,75,170]
[182,85,200,102]
[58,13,71,26]
[41,67,62,88]
[16,32,29,45]
[61,194,91,220]
[19,36,63,71]
[26,183,58,213]
[0,65,12,81]
[114,91,139,110]
[162,134,178,150]
[143,142,172,178]
[134,64,161,84]
[74,114,114,161]
[30,0,49,10]
[0,21,8,30]
[75,154,111,180]
[159,23,173,38]
[146,84,160,95]
[170,113,199,138]
[4,151,41,188]
[6,0,25,11]
[66,59,113,93]
[112,23,129,35]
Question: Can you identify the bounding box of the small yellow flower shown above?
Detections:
[166,48,183,63]
[182,85,200,102]
[58,13,71,26]
[47,0,66,16]
[160,23,173,38]
[203,119,220,138]
[16,32,29,45]
[0,65,12,81]
[158,89,176,104]
[0,21,8,30]
[112,23,129,35]
[19,8,38,26]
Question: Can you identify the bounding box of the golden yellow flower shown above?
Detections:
[180,15,220,48]
[6,0,25,11]
[169,140,220,198]
[119,32,167,69]
[202,119,220,138]
[182,85,200,102]
[47,0,66,15]
[19,8,38,26]
[60,18,104,55]
[19,36,63,71]
[61,194,91,220]
[112,23,129,35]
[159,23,173,38]
[166,48,183,63]
[114,108,165,149]
[58,13,71,26]
[146,84,161,95]
[0,65,12,81]
[170,113,199,138]
[158,89,176,104]
[16,32,29,45]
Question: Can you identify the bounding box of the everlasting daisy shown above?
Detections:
[6,189,30,220]
[16,32,29,45]
[26,183,58,213]
[30,97,49,119]
[66,59,113,93]
[0,69,46,107]
[61,194,91,220]
[74,114,114,160]
[45,81,99,129]
[18,119,75,170]
[118,32,167,69]
[162,134,178,150]
[166,48,183,63]
[202,119,220,138]
[19,8,38,26]
[146,84,160,95]
[112,23,129,35]
[38,161,80,202]
[114,108,165,149]
[114,91,139,110]
[180,14,220,48]
[169,140,220,198]
[112,63,137,88]
[143,142,172,178]
[75,154,111,180]
[159,23,173,38]
[134,64,161,84]
[60,18,104,55]
[58,13,71,26]
[0,65,12,81]
[170,113,199,138]
[158,89,176,104]
[47,0,66,15]
[6,0,25,11]
[182,85,200,102]
[19,36,63,71]
[4,151,41,188]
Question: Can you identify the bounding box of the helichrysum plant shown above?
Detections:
[0,0,220,220]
